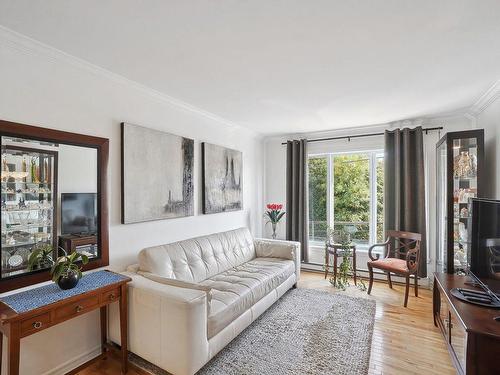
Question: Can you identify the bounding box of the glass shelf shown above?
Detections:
[2,239,51,249]
[2,207,53,212]
[2,224,52,232]
[1,181,52,185]
[0,191,52,195]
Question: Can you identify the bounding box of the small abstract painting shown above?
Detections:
[202,143,242,214]
[121,123,194,223]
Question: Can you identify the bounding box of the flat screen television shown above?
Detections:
[468,198,500,294]
[61,193,97,236]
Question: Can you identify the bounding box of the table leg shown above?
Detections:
[119,284,128,374]
[353,247,357,286]
[333,253,338,286]
[8,323,20,375]
[100,306,107,357]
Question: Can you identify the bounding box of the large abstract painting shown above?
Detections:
[202,143,242,214]
[121,123,194,223]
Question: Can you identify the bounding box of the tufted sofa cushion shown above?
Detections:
[199,257,295,338]
[138,228,256,283]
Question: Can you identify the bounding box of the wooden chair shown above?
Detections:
[367,230,422,307]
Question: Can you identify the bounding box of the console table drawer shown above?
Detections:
[101,287,120,304]
[55,295,99,321]
[20,312,51,336]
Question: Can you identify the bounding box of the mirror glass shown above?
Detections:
[1,136,98,279]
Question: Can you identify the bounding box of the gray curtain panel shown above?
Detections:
[384,127,427,277]
[286,139,309,263]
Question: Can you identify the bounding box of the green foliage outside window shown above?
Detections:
[333,154,370,243]
[308,153,384,245]
[308,157,328,241]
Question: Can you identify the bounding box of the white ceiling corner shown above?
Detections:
[468,79,500,116]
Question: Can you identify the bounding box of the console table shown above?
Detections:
[433,272,500,374]
[0,270,131,375]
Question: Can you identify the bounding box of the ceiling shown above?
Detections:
[1,0,500,135]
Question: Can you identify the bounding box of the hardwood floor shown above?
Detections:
[299,272,455,375]
[79,271,455,375]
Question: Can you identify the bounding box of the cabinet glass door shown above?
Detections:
[1,142,57,278]
[436,140,447,273]
[452,137,478,274]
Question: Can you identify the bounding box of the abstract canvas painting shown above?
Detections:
[121,123,194,223]
[202,143,242,214]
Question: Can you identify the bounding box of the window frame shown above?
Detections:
[307,149,384,251]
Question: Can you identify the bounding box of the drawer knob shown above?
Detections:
[32,321,43,329]
[109,293,116,301]
[75,305,84,313]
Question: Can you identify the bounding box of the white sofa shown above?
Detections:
[109,227,301,375]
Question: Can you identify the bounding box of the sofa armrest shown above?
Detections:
[108,272,210,375]
[254,238,301,281]
[137,271,213,302]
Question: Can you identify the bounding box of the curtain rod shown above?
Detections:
[280,126,443,145]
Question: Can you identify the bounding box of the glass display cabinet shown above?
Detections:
[436,129,484,274]
[1,140,58,278]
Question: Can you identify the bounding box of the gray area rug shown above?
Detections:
[130,288,376,375]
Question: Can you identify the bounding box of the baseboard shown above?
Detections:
[301,265,431,288]
[40,345,102,375]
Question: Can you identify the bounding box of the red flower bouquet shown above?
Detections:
[265,203,285,239]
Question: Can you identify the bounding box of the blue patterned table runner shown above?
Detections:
[0,270,128,314]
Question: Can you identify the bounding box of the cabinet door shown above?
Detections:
[450,310,467,373]
[438,291,450,338]
[436,140,448,273]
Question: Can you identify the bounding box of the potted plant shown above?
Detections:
[264,203,285,239]
[325,227,366,291]
[28,246,89,290]
[27,244,54,270]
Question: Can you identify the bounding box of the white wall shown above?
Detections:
[0,33,264,374]
[476,96,500,199]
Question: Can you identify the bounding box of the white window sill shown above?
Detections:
[308,242,380,254]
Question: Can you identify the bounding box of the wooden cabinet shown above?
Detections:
[433,272,500,375]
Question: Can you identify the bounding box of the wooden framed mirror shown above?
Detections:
[0,119,109,292]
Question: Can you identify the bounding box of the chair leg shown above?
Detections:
[414,274,418,297]
[367,265,374,295]
[404,275,410,307]
[387,272,393,289]
[324,251,329,280]
[352,250,357,286]
[333,253,338,286]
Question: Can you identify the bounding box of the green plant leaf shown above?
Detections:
[80,254,89,265]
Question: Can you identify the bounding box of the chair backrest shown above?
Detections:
[137,227,256,283]
[385,230,422,266]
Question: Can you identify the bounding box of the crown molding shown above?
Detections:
[0,25,259,135]
[468,79,500,116]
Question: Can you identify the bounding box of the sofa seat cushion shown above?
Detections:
[200,257,295,338]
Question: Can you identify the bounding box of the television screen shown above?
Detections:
[61,193,97,235]
[468,198,500,292]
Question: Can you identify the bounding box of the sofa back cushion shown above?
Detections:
[137,227,255,283]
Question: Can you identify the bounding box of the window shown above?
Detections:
[308,151,384,263]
